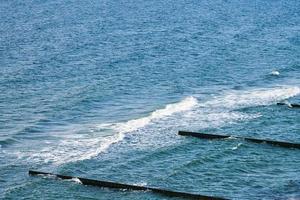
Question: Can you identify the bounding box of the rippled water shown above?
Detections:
[1,0,300,199]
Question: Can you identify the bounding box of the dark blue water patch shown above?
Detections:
[0,138,20,148]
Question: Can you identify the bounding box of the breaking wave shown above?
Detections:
[12,86,300,164]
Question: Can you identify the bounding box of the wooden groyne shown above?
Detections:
[29,170,228,200]
[277,102,300,108]
[178,131,300,149]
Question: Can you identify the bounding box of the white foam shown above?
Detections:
[79,96,198,161]
[133,182,148,186]
[231,143,243,150]
[71,178,82,184]
[202,86,300,109]
[15,96,198,164]
[13,86,300,165]
[281,100,293,108]
[107,96,198,134]
[271,70,280,76]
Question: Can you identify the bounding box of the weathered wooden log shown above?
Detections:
[277,102,300,108]
[29,170,228,200]
[178,131,300,149]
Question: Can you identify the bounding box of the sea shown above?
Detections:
[0,0,299,199]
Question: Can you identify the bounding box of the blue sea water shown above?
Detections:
[1,0,300,199]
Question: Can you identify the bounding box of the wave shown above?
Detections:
[11,85,300,165]
[0,138,19,148]
[202,86,300,109]
[15,96,198,164]
[96,96,198,134]
[270,70,280,76]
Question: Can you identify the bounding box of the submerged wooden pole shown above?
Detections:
[277,102,300,108]
[28,170,228,200]
[178,131,300,149]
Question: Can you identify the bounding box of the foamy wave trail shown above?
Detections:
[13,86,299,165]
[15,96,198,164]
[81,96,198,159]
[74,96,197,162]
[97,96,198,133]
[271,70,280,76]
[202,86,300,109]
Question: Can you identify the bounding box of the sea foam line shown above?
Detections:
[22,96,198,164]
[14,86,300,165]
[78,96,198,161]
[97,96,198,134]
[92,86,299,157]
[202,86,300,109]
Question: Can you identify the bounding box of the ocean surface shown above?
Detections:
[1,0,300,199]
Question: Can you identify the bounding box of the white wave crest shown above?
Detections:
[79,96,198,161]
[71,178,82,184]
[16,96,198,164]
[13,86,299,165]
[202,86,300,109]
[271,70,280,76]
[98,96,198,134]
